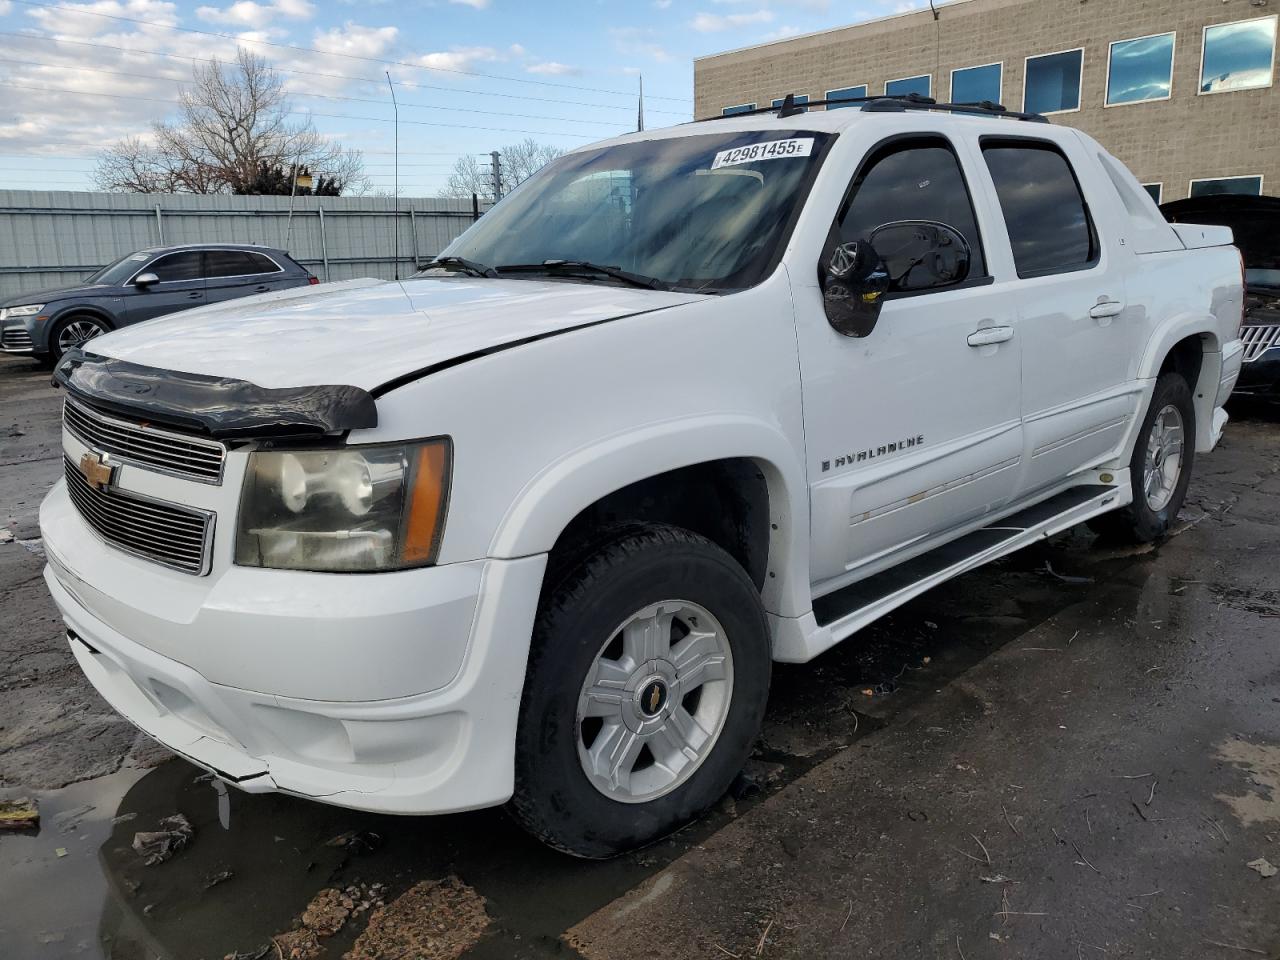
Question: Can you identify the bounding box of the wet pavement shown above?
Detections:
[2,351,1279,959]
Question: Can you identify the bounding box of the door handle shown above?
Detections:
[254,285,269,292]
[967,325,1014,347]
[1089,299,1124,319]
[186,291,202,299]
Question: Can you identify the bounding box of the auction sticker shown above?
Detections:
[711,138,814,169]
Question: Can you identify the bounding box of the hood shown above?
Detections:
[1,283,113,307]
[90,276,705,391]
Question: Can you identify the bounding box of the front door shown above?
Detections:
[798,134,1024,593]
[125,251,205,323]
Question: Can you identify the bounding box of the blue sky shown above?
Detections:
[0,0,922,195]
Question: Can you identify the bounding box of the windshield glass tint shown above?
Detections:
[85,252,150,285]
[439,130,834,292]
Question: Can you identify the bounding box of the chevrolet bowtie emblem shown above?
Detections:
[647,685,661,714]
[78,451,116,491]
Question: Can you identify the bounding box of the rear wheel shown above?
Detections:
[1089,371,1196,542]
[48,314,110,364]
[509,524,771,858]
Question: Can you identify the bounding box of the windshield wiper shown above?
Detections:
[496,259,664,290]
[420,256,499,278]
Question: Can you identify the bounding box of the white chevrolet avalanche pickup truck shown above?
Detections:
[41,97,1246,857]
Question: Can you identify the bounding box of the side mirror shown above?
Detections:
[821,240,891,337]
[134,272,159,289]
[868,220,972,293]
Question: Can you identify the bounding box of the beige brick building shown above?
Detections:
[693,0,1280,202]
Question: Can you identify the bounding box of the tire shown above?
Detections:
[509,523,771,858]
[48,314,110,364]
[1089,371,1196,543]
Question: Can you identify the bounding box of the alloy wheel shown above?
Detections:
[1143,403,1184,512]
[576,599,734,804]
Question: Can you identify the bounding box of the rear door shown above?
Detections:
[976,136,1142,495]
[124,251,205,323]
[800,132,1024,590]
[203,250,289,305]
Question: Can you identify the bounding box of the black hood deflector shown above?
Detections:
[54,350,377,440]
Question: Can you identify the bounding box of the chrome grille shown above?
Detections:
[1240,324,1280,363]
[1,327,33,351]
[64,398,226,484]
[64,456,214,575]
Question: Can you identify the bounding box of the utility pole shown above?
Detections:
[490,151,503,202]
[386,71,401,280]
[637,74,645,132]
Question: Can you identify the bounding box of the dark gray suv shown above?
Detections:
[0,243,316,363]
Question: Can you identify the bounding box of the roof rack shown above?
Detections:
[700,91,1049,124]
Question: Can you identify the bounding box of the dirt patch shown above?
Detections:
[344,876,489,960]
[270,888,353,960]
[1215,737,1280,827]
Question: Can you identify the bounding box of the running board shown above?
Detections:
[801,482,1126,657]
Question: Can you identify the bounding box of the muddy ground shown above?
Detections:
[1,351,1278,960]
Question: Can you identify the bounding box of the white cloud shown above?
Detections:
[653,0,672,7]
[760,24,803,40]
[449,0,489,8]
[417,46,501,73]
[525,60,580,76]
[610,26,672,62]
[196,1,313,29]
[312,21,398,58]
[690,9,773,32]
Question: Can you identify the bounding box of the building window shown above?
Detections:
[982,138,1098,278]
[722,103,756,116]
[826,85,868,109]
[771,94,809,112]
[1023,49,1083,114]
[1189,175,1264,197]
[951,62,1002,104]
[884,75,931,98]
[1142,183,1163,204]
[1106,33,1175,105]
[1200,16,1278,94]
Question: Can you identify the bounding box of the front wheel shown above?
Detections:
[1089,371,1196,543]
[48,314,110,364]
[509,524,771,858]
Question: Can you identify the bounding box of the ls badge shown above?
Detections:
[78,451,116,491]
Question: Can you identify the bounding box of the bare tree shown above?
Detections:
[442,138,565,200]
[94,50,368,196]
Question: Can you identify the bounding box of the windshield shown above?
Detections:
[85,252,152,285]
[437,129,834,292]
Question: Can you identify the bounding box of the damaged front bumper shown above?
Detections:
[42,496,548,815]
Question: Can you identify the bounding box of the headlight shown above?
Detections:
[235,439,451,572]
[4,304,45,317]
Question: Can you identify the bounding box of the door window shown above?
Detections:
[146,252,203,283]
[835,136,987,283]
[204,250,275,278]
[981,139,1098,278]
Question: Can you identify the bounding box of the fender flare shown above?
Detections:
[487,414,813,619]
[41,304,116,352]
[1136,312,1223,453]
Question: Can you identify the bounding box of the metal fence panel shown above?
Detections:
[0,190,488,298]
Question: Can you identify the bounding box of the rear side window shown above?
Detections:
[836,136,987,281]
[982,139,1098,278]
[147,252,202,282]
[245,252,283,274]
[205,250,280,278]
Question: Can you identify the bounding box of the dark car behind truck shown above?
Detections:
[0,243,316,364]
[1163,195,1280,405]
